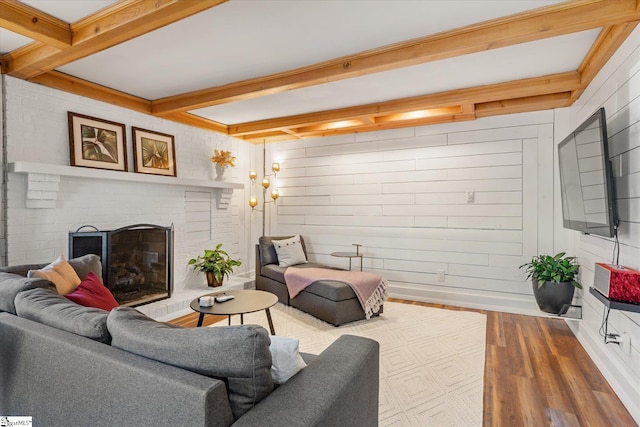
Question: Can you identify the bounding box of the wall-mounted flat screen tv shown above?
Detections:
[558,107,618,238]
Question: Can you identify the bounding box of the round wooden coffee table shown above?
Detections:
[190,289,278,334]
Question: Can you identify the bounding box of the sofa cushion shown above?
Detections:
[0,263,48,278]
[14,287,111,343]
[0,272,53,314]
[272,235,308,267]
[65,272,119,311]
[67,254,103,281]
[302,279,358,302]
[107,307,273,420]
[27,255,81,295]
[259,235,308,266]
[0,254,103,280]
[269,336,306,384]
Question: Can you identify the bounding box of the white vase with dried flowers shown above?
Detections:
[211,149,236,181]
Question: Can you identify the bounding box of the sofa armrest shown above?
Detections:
[232,334,379,427]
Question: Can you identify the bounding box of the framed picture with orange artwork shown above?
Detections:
[132,127,177,177]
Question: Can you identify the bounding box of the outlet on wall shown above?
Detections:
[619,333,632,355]
[437,270,445,282]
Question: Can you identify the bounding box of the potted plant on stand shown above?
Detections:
[188,243,242,287]
[519,252,582,314]
[211,149,236,181]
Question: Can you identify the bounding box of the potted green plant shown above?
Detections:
[188,243,242,287]
[519,252,582,314]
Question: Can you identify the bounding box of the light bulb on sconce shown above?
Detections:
[248,155,283,217]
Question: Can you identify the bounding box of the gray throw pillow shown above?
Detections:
[0,272,53,314]
[14,287,111,343]
[68,254,103,281]
[107,307,273,420]
[259,235,307,266]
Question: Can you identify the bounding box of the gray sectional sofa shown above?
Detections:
[0,256,380,427]
[256,236,382,326]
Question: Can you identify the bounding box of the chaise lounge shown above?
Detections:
[255,235,384,326]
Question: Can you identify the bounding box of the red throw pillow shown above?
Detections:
[65,272,119,311]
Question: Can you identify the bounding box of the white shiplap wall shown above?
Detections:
[270,111,557,315]
[560,26,640,421]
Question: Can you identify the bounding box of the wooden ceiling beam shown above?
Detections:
[0,0,71,49]
[28,71,229,134]
[161,112,229,134]
[29,70,151,113]
[475,92,573,117]
[3,0,227,79]
[151,0,640,115]
[571,21,638,102]
[244,113,475,144]
[229,72,581,136]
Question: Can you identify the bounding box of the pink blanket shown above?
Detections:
[284,267,388,319]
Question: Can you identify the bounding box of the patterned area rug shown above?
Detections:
[218,301,486,426]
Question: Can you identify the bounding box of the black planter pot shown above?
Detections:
[532,279,575,314]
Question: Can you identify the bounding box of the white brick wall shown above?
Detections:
[2,76,253,293]
[1,76,6,264]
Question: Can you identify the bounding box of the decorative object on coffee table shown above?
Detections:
[519,252,582,314]
[67,111,127,172]
[190,289,278,333]
[188,243,242,287]
[132,127,176,177]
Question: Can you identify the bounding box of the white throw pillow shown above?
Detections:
[269,336,307,384]
[272,235,307,267]
[27,255,82,295]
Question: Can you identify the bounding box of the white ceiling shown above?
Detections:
[0,0,629,141]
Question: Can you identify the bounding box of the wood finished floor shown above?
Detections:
[168,298,637,427]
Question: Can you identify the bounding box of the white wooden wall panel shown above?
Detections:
[417,152,521,170]
[445,216,523,230]
[560,26,640,422]
[354,169,446,184]
[447,165,522,180]
[383,178,523,194]
[446,125,539,144]
[270,110,556,316]
[185,191,211,240]
[383,204,521,217]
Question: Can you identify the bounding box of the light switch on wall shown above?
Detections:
[466,191,475,203]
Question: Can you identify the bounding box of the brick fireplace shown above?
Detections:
[69,224,173,307]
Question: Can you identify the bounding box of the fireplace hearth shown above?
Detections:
[69,224,173,306]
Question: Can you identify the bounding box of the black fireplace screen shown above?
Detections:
[69,224,173,307]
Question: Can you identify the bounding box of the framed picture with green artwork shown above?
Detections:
[132,127,177,177]
[68,112,127,171]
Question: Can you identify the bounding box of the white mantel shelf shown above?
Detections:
[9,161,243,209]
[9,161,244,189]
